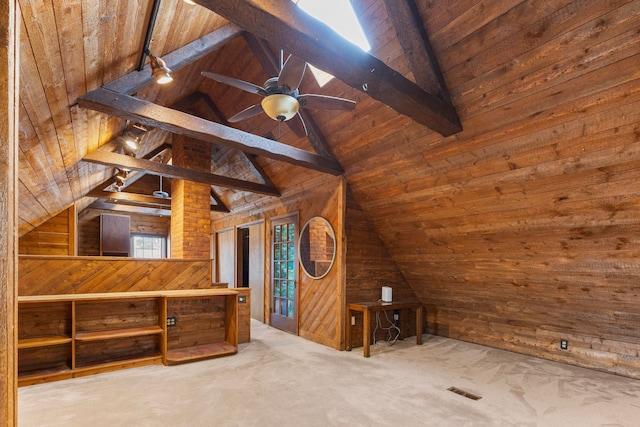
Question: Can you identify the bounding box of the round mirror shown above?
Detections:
[298,216,336,279]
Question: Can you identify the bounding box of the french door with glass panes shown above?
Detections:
[270,214,298,334]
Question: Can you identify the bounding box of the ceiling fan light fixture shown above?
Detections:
[148,53,173,84]
[261,94,300,122]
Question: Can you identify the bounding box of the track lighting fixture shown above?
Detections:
[121,132,139,152]
[114,169,128,191]
[119,121,148,155]
[145,48,173,84]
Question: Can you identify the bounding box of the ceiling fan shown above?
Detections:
[152,155,169,199]
[201,54,356,137]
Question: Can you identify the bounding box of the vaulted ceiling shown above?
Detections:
[18,0,463,234]
[17,0,639,241]
[19,0,640,244]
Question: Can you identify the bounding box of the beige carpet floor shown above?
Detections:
[18,320,640,426]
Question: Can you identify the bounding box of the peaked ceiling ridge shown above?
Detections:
[195,0,462,136]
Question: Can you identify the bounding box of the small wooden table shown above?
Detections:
[346,301,423,357]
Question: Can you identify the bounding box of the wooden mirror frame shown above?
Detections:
[298,216,336,280]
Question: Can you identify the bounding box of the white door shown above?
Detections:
[215,228,235,288]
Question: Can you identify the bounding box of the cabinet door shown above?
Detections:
[100,213,130,256]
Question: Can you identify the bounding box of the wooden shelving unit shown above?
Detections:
[164,293,238,365]
[166,342,237,364]
[75,326,164,341]
[18,336,73,349]
[18,289,239,386]
[18,300,73,385]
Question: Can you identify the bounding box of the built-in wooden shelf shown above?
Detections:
[75,355,164,372]
[18,365,74,387]
[19,365,72,378]
[75,326,163,342]
[18,336,72,349]
[18,289,239,386]
[166,342,237,364]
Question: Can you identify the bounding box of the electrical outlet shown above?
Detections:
[560,339,568,350]
[393,313,399,321]
[351,316,356,325]
[166,316,177,327]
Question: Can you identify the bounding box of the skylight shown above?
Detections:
[294,0,371,52]
[293,0,371,87]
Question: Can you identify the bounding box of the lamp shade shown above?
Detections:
[261,94,300,122]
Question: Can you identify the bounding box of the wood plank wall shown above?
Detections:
[18,257,212,296]
[345,189,419,348]
[19,208,72,255]
[341,0,640,378]
[211,174,345,349]
[77,208,170,256]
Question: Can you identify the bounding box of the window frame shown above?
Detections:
[130,233,167,259]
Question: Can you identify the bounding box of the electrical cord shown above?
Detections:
[372,309,401,346]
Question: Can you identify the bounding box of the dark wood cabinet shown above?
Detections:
[100,213,130,256]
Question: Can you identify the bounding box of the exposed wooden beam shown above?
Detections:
[82,151,280,196]
[243,33,339,160]
[88,200,169,217]
[245,153,276,188]
[192,92,229,124]
[84,144,172,196]
[103,23,243,96]
[382,0,453,106]
[209,203,230,213]
[175,91,279,191]
[242,32,279,72]
[210,190,229,213]
[78,88,344,175]
[195,0,461,136]
[86,189,172,208]
[88,192,228,214]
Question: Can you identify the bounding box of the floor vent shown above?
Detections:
[447,387,482,401]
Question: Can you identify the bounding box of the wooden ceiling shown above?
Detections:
[18,0,457,233]
[18,0,640,240]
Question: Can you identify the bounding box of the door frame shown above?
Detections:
[268,212,299,334]
[236,219,265,322]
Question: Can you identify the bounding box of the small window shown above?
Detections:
[131,234,166,259]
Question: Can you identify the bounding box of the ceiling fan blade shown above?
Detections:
[278,55,307,92]
[201,71,265,96]
[286,112,308,138]
[298,94,357,111]
[228,104,265,123]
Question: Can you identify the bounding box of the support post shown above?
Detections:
[0,0,19,423]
